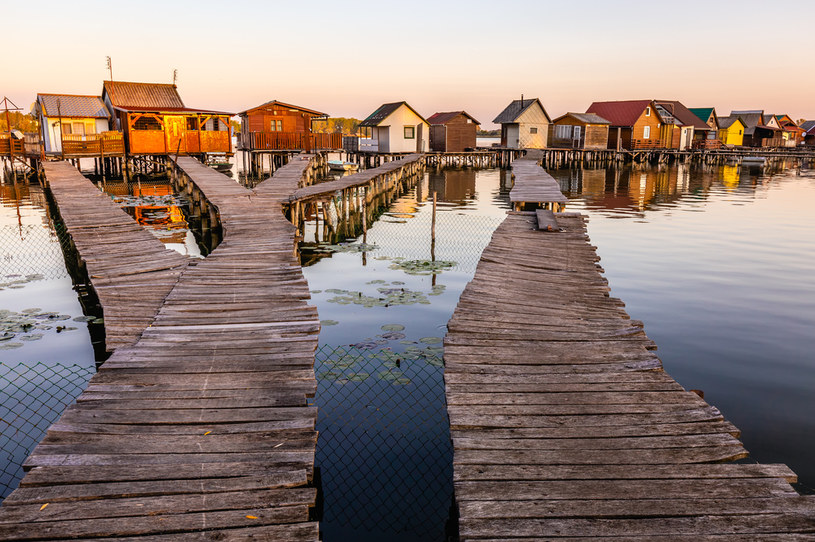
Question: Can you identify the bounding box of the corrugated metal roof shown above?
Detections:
[493,98,549,124]
[426,111,481,125]
[238,100,328,117]
[37,94,109,118]
[552,112,610,125]
[732,109,763,115]
[103,81,185,110]
[585,100,653,127]
[731,113,763,134]
[359,102,427,127]
[112,106,232,115]
[655,100,711,130]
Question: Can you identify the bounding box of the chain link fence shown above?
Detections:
[311,344,453,540]
[0,225,70,282]
[0,362,95,499]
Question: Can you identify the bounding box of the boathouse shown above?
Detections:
[34,94,121,156]
[548,112,610,149]
[717,116,747,146]
[770,114,804,146]
[358,101,429,153]
[493,98,550,149]
[730,110,783,147]
[237,100,339,151]
[102,81,232,156]
[585,100,662,150]
[427,111,479,152]
[689,107,722,148]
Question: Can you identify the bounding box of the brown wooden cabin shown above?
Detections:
[238,100,340,152]
[427,111,479,152]
[102,81,232,156]
[549,113,610,149]
[801,121,815,146]
[730,111,784,147]
[586,100,663,150]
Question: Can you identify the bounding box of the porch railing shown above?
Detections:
[61,132,124,156]
[242,131,342,151]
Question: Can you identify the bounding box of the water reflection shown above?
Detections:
[549,159,815,493]
[95,178,202,258]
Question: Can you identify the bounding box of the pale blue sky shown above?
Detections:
[5,0,814,127]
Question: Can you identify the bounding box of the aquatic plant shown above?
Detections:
[388,259,456,275]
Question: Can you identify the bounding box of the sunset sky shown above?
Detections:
[5,0,814,128]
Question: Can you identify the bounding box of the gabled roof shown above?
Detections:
[731,112,763,134]
[493,98,550,124]
[655,101,711,130]
[799,120,815,133]
[552,112,610,125]
[103,81,185,110]
[718,116,747,130]
[36,94,109,118]
[585,100,654,127]
[689,107,715,124]
[426,111,480,125]
[359,101,428,127]
[732,109,764,115]
[238,100,328,117]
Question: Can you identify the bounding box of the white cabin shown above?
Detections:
[35,94,111,154]
[359,101,429,153]
[493,98,551,149]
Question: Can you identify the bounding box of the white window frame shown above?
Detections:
[643,126,651,139]
[646,107,651,117]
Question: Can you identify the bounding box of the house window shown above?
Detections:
[202,118,226,132]
[360,126,372,138]
[404,126,415,139]
[85,122,96,135]
[72,122,85,136]
[186,117,199,131]
[270,119,282,131]
[738,130,742,135]
[643,126,651,139]
[530,127,538,134]
[134,116,162,130]
[61,122,72,135]
[646,107,651,117]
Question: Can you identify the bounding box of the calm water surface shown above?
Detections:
[550,161,815,493]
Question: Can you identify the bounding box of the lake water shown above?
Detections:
[1,156,813,531]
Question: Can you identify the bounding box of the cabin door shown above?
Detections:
[416,124,423,152]
[165,116,186,154]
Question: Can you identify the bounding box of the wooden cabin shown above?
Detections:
[717,116,747,146]
[586,100,663,150]
[427,111,479,152]
[34,94,121,156]
[238,100,339,151]
[689,107,722,149]
[493,98,550,149]
[769,114,804,147]
[359,102,429,153]
[730,110,783,147]
[102,81,232,156]
[800,120,815,146]
[548,113,610,150]
[653,100,712,150]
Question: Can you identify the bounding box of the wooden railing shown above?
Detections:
[0,137,25,156]
[243,131,342,151]
[759,137,785,148]
[61,132,124,156]
[631,138,663,150]
[693,139,723,150]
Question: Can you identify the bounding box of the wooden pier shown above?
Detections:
[444,158,815,539]
[0,157,321,540]
[41,161,188,352]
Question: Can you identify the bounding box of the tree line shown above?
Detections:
[0,111,39,133]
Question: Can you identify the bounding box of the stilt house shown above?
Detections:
[493,98,550,149]
[729,110,783,147]
[102,81,232,156]
[34,94,121,156]
[238,100,339,151]
[549,113,610,149]
[688,107,722,148]
[717,117,747,146]
[427,111,479,152]
[585,100,662,150]
[800,120,815,146]
[358,102,429,153]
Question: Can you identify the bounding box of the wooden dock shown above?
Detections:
[509,151,568,212]
[41,161,189,352]
[444,159,815,539]
[0,157,321,540]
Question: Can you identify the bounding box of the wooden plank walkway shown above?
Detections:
[445,164,815,538]
[41,161,189,352]
[510,150,568,212]
[288,153,424,203]
[0,157,321,540]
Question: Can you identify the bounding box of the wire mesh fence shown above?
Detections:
[0,362,95,500]
[311,344,453,540]
[0,225,70,282]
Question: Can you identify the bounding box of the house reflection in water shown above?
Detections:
[100,180,202,258]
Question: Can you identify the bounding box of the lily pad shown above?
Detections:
[319,371,342,380]
[420,337,442,344]
[381,324,405,332]
[320,319,339,326]
[0,342,23,350]
[392,377,412,385]
[346,372,369,382]
[389,259,456,275]
[73,315,95,322]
